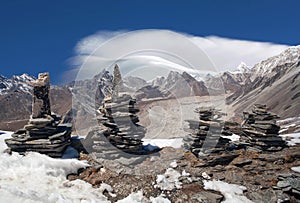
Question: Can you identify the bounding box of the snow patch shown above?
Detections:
[0,131,110,203]
[203,180,253,203]
[150,194,171,203]
[169,160,177,168]
[280,133,300,146]
[116,191,147,203]
[291,166,300,173]
[116,191,171,203]
[155,168,182,190]
[143,138,183,149]
[221,133,240,142]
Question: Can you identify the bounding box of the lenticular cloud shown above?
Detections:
[68,29,289,82]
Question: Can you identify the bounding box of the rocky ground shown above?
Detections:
[68,144,300,203]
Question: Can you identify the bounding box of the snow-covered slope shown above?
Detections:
[0,131,172,203]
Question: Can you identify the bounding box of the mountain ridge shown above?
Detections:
[1,45,299,131]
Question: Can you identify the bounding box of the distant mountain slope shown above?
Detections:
[151,71,209,98]
[228,46,300,119]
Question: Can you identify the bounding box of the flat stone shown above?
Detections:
[192,191,223,203]
[29,118,53,125]
[233,159,252,167]
[207,153,239,166]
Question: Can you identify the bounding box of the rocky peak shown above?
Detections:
[12,73,36,83]
[250,45,300,80]
[123,76,147,90]
[151,76,165,87]
[0,73,36,95]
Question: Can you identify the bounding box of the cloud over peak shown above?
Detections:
[68,29,289,82]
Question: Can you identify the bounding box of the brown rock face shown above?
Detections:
[31,72,51,118]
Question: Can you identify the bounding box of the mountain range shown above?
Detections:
[0,45,299,131]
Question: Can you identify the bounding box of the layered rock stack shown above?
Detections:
[5,73,72,157]
[183,107,231,157]
[89,65,146,155]
[241,104,286,151]
[96,94,146,154]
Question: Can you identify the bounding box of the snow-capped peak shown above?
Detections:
[0,73,36,95]
[230,62,250,74]
[12,73,35,83]
[251,45,300,77]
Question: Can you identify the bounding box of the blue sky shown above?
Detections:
[0,0,300,84]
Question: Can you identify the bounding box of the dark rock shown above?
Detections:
[206,153,239,166]
[241,104,286,151]
[30,73,51,118]
[233,159,252,167]
[183,107,232,157]
[192,191,223,203]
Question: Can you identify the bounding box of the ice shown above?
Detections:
[280,133,300,146]
[203,180,253,203]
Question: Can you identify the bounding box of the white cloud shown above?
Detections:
[192,36,289,70]
[66,29,289,82]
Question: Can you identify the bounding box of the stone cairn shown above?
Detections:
[241,104,286,151]
[90,65,146,155]
[183,107,231,157]
[5,73,72,157]
[97,94,146,154]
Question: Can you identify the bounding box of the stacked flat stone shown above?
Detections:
[241,104,286,151]
[5,73,71,157]
[183,107,231,157]
[95,94,146,154]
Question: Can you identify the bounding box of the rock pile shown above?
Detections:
[88,65,146,155]
[183,107,231,157]
[5,73,72,157]
[274,173,300,199]
[95,94,146,154]
[241,104,286,151]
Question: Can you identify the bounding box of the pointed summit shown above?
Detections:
[229,62,250,74]
[112,64,123,97]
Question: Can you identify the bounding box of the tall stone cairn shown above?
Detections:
[183,107,231,157]
[241,104,286,151]
[90,64,146,155]
[96,94,146,154]
[5,72,72,157]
